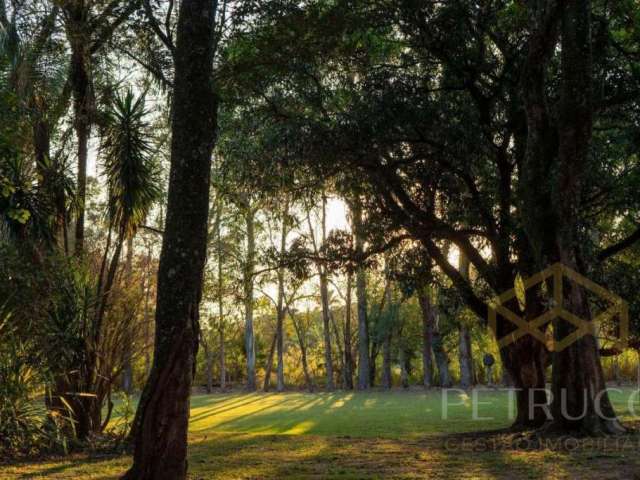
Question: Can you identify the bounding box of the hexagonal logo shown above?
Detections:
[488,263,628,352]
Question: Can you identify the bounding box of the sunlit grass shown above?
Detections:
[4,388,640,479]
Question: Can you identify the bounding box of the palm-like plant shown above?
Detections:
[101,89,160,238]
[61,89,162,438]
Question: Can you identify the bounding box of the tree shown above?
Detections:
[123,0,219,477]
[57,0,142,255]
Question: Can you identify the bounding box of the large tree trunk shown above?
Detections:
[547,0,623,435]
[351,200,370,390]
[243,207,257,391]
[517,0,623,434]
[122,1,218,478]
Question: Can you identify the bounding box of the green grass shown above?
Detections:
[3,388,640,479]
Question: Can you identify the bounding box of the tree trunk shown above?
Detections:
[319,273,335,390]
[433,330,452,387]
[319,196,334,391]
[417,287,434,388]
[62,3,94,257]
[548,0,623,435]
[351,200,370,390]
[263,332,277,391]
[343,273,354,389]
[457,252,474,389]
[143,248,153,379]
[123,1,218,477]
[122,235,135,394]
[381,333,392,389]
[217,209,225,391]
[276,207,288,393]
[204,341,213,394]
[458,326,473,388]
[381,263,393,390]
[518,0,623,435]
[243,207,257,391]
[290,309,314,392]
[219,325,226,390]
[70,49,91,257]
[399,348,409,389]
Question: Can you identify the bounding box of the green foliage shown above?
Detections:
[0,305,70,458]
[100,89,161,236]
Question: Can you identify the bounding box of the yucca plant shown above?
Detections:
[101,89,161,238]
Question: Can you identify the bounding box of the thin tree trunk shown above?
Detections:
[343,273,354,389]
[399,347,409,389]
[217,206,225,390]
[417,286,434,388]
[457,252,474,389]
[276,205,288,392]
[381,263,393,390]
[70,46,92,257]
[204,341,213,394]
[243,207,257,391]
[351,199,370,390]
[316,196,334,391]
[290,309,314,392]
[122,235,135,394]
[143,247,153,378]
[319,274,335,390]
[219,325,226,390]
[263,332,277,391]
[123,1,219,477]
[330,309,344,386]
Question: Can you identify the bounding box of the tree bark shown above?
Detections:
[290,309,314,392]
[318,196,334,390]
[417,287,434,388]
[219,325,226,390]
[399,347,409,389]
[263,332,277,391]
[122,235,135,395]
[457,252,475,389]
[547,0,623,435]
[351,199,370,390]
[243,207,257,391]
[123,1,218,478]
[276,204,288,392]
[343,273,354,389]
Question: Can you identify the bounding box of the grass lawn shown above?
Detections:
[3,388,640,479]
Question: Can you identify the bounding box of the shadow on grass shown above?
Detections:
[7,428,640,479]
